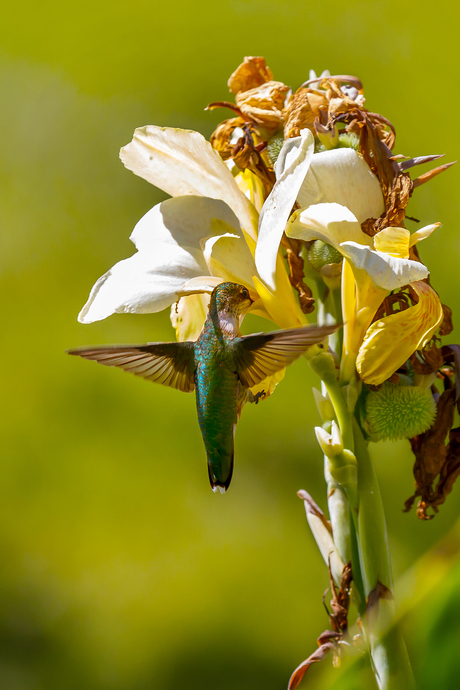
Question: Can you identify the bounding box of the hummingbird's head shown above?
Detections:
[211,282,253,317]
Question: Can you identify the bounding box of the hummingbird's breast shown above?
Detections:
[194,326,240,464]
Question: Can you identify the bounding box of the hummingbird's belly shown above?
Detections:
[195,362,239,454]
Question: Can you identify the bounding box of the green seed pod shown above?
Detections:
[365,383,436,441]
[266,134,284,167]
[308,240,343,271]
[338,132,360,151]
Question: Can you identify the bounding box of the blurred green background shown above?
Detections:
[2,1,460,688]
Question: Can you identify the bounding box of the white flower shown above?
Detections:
[79,126,307,333]
[255,132,385,291]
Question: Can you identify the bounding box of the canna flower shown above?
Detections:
[79,123,384,340]
[285,202,443,384]
[79,126,308,337]
[255,130,385,298]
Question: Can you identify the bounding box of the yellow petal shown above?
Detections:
[356,281,444,385]
[249,368,286,400]
[373,227,410,259]
[252,275,306,328]
[120,126,259,240]
[170,293,210,342]
[409,222,441,247]
[201,223,257,290]
[234,168,266,214]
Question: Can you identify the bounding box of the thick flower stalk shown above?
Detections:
[75,55,459,689]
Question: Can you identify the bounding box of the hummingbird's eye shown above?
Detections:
[241,288,249,299]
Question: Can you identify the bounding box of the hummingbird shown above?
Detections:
[68,282,338,493]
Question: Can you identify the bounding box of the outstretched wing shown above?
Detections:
[232,324,339,388]
[67,342,196,392]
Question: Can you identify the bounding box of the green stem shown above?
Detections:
[353,420,416,690]
[309,353,354,452]
[324,461,351,565]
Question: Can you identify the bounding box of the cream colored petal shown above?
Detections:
[120,126,259,240]
[78,250,207,324]
[297,148,384,223]
[339,242,429,290]
[409,222,441,247]
[287,202,369,249]
[79,196,236,324]
[252,275,305,328]
[234,168,265,213]
[373,227,410,258]
[170,293,210,342]
[357,281,444,385]
[255,129,314,289]
[201,233,257,290]
[249,369,286,400]
[178,275,223,295]
[130,196,243,251]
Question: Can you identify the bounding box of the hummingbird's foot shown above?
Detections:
[253,390,266,404]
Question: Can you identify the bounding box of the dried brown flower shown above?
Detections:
[227,56,273,95]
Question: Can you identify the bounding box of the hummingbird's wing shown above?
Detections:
[67,342,196,392]
[232,324,339,388]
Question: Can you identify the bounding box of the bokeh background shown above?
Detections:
[2,1,460,688]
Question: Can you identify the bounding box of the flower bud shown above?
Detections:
[266,133,284,167]
[308,240,343,272]
[312,387,335,421]
[365,382,436,441]
[315,420,344,458]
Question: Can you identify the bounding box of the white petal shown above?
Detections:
[339,242,429,290]
[286,202,370,249]
[78,250,206,324]
[170,292,210,342]
[297,148,385,223]
[120,126,259,239]
[202,233,257,288]
[178,275,223,295]
[130,196,243,251]
[255,129,315,288]
[79,195,240,324]
[409,222,441,247]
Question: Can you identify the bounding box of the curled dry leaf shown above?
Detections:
[366,581,393,628]
[405,388,458,519]
[288,562,352,689]
[284,87,328,139]
[439,304,454,337]
[235,80,290,132]
[227,56,273,95]
[288,633,341,690]
[283,236,315,314]
[210,117,247,159]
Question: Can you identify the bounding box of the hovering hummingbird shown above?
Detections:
[68,282,338,493]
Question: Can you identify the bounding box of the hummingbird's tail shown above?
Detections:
[207,443,234,494]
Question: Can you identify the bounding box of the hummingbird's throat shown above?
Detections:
[218,311,241,338]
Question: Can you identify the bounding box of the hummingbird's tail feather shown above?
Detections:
[207,431,235,493]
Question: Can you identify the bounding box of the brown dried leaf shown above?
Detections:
[412,161,456,188]
[327,562,353,634]
[210,117,246,159]
[235,80,290,132]
[366,581,393,628]
[439,304,454,337]
[229,125,275,196]
[441,344,460,404]
[283,237,315,314]
[297,489,332,533]
[361,171,412,237]
[228,56,273,95]
[288,561,352,689]
[405,389,456,519]
[288,636,340,690]
[284,88,328,139]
